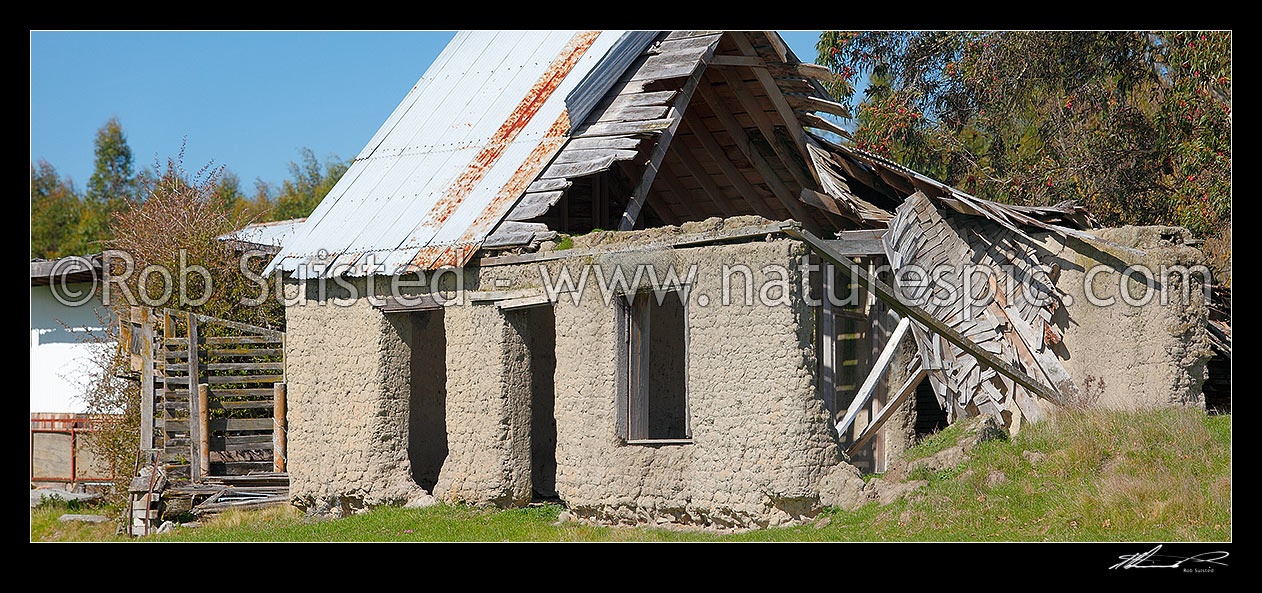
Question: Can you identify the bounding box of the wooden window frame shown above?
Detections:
[615,288,692,445]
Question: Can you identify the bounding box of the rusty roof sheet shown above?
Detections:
[264,30,628,279]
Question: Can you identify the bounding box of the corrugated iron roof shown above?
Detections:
[221,217,308,251]
[264,30,629,279]
[562,30,660,133]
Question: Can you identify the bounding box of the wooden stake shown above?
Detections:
[273,382,287,472]
[187,312,202,482]
[197,382,210,479]
[139,308,154,450]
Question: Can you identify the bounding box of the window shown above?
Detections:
[812,256,872,417]
[616,290,690,443]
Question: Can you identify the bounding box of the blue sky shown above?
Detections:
[30,31,825,192]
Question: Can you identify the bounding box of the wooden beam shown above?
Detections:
[836,316,911,439]
[820,265,837,414]
[673,133,779,221]
[467,288,548,303]
[616,159,684,226]
[800,187,860,224]
[791,62,837,82]
[497,294,553,310]
[187,312,201,482]
[197,382,210,479]
[693,82,834,232]
[848,362,928,455]
[476,220,796,268]
[714,68,816,191]
[708,55,764,67]
[655,161,709,221]
[374,294,444,312]
[786,226,1067,406]
[619,42,719,230]
[681,116,816,230]
[797,111,853,140]
[273,382,286,472]
[787,94,852,119]
[661,158,724,218]
[1002,303,1082,403]
[711,56,839,84]
[761,31,789,63]
[729,32,821,187]
[822,232,887,256]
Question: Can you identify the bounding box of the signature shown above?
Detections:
[1110,545,1229,570]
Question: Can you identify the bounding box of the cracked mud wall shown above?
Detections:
[283,277,537,510]
[430,304,534,506]
[280,219,851,527]
[282,278,427,511]
[1041,226,1212,410]
[541,236,840,528]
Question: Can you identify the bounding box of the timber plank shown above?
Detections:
[552,148,640,164]
[205,336,282,345]
[166,418,275,432]
[571,118,674,138]
[790,225,1066,406]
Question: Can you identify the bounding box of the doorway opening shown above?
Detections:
[408,310,447,492]
[526,306,558,501]
[913,377,949,438]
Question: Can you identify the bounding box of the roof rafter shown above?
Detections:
[617,39,720,230]
[617,160,684,226]
[671,132,777,221]
[728,32,823,188]
[659,159,725,219]
[652,161,709,221]
[680,117,788,224]
[691,83,831,233]
[711,67,817,192]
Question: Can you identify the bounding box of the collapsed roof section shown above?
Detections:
[494,30,901,243]
[881,192,1077,428]
[265,30,1111,280]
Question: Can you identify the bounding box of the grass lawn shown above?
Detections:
[32,407,1231,542]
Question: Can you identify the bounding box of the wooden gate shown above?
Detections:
[130,308,286,483]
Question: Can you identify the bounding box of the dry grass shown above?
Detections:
[34,407,1229,542]
[197,504,301,530]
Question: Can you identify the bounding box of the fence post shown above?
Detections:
[273,382,287,472]
[139,308,154,450]
[197,383,210,479]
[187,312,201,481]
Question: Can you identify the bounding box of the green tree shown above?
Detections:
[815,31,1231,237]
[77,116,138,251]
[271,148,348,220]
[213,169,245,212]
[30,159,82,259]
